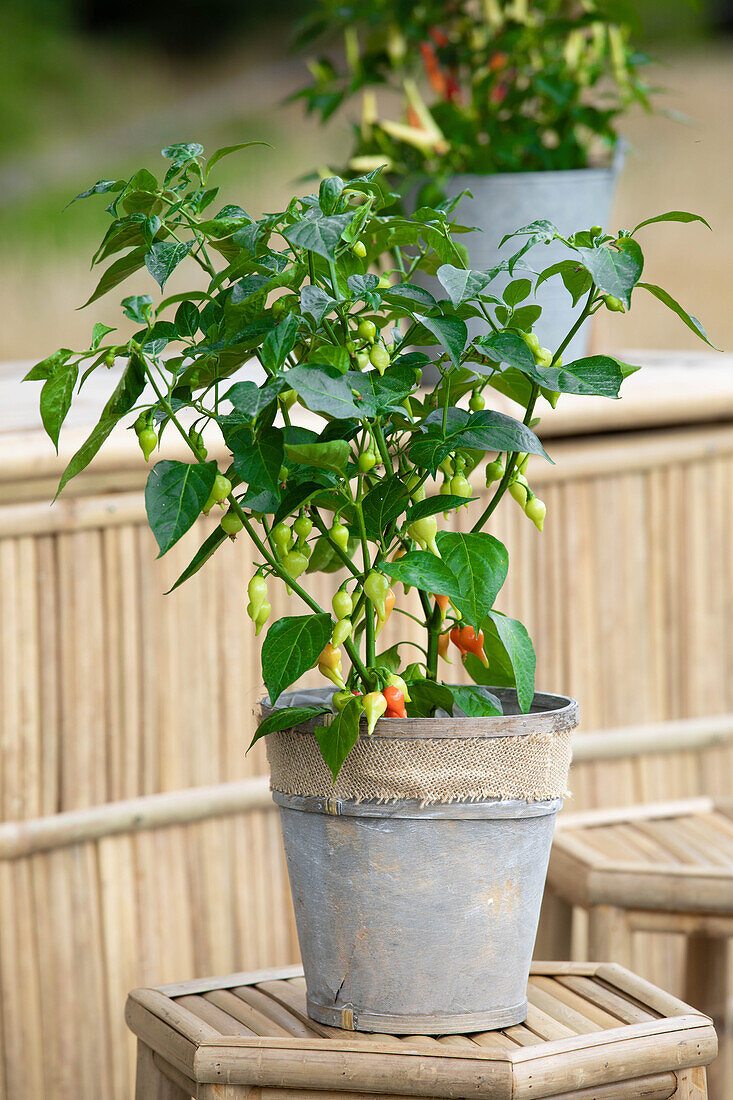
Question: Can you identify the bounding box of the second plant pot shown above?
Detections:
[264,687,578,1034]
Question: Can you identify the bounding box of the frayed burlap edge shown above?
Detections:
[266,726,573,805]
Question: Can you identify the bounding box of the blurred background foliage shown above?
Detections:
[1,0,729,360]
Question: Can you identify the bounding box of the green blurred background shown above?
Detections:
[1,0,729,361]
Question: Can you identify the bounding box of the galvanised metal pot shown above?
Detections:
[416,152,624,372]
[266,688,578,1034]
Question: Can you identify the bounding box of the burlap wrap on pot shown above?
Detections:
[264,689,578,805]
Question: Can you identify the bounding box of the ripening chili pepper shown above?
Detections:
[333,689,359,713]
[351,240,367,259]
[386,673,411,703]
[407,516,440,556]
[438,630,452,662]
[282,549,308,580]
[203,473,232,515]
[450,625,489,667]
[509,475,529,506]
[469,390,485,412]
[221,510,243,537]
[419,40,448,97]
[318,643,345,688]
[332,588,353,620]
[369,345,390,375]
[485,458,504,485]
[188,427,207,460]
[331,618,352,647]
[434,593,449,620]
[363,691,387,734]
[382,684,407,719]
[364,571,390,620]
[604,295,625,312]
[253,601,270,636]
[357,319,377,342]
[329,520,350,553]
[520,331,540,355]
[272,521,293,555]
[358,450,377,473]
[525,496,546,532]
[293,513,312,542]
[247,574,268,617]
[488,51,508,72]
[137,427,157,463]
[375,587,395,636]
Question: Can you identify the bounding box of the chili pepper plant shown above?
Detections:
[295,0,655,189]
[26,144,714,779]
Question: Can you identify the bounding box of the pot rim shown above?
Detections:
[262,686,579,741]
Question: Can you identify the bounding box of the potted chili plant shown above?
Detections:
[295,0,655,357]
[26,144,714,1033]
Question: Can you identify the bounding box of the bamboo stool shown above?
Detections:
[547,797,733,1096]
[125,961,715,1099]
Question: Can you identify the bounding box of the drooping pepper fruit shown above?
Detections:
[221,510,243,537]
[318,643,345,688]
[363,691,387,734]
[375,587,395,636]
[438,630,452,662]
[525,496,546,532]
[272,521,293,555]
[386,673,411,703]
[203,473,232,515]
[332,587,353,621]
[450,625,489,667]
[407,516,440,556]
[252,601,270,636]
[364,571,390,620]
[382,684,407,719]
[137,427,157,463]
[247,573,268,617]
[282,549,308,580]
[331,618,352,647]
[329,520,350,553]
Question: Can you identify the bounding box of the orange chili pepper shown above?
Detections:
[434,593,450,618]
[419,41,448,97]
[449,625,489,667]
[376,587,396,636]
[438,630,452,662]
[382,685,407,719]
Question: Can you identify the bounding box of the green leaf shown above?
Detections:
[532,355,627,398]
[575,245,642,308]
[261,313,299,371]
[262,613,333,704]
[314,697,362,780]
[206,141,270,173]
[91,322,116,350]
[486,611,536,713]
[535,260,592,307]
[56,350,146,496]
[226,380,283,418]
[221,421,284,493]
[361,478,409,539]
[145,460,218,556]
[121,295,154,324]
[436,265,492,308]
[68,179,124,205]
[413,313,467,367]
[272,481,323,526]
[383,552,460,597]
[406,495,477,522]
[407,680,454,718]
[166,526,227,594]
[631,211,711,234]
[637,283,719,349]
[435,531,508,630]
[460,410,551,459]
[145,241,192,290]
[503,279,532,307]
[162,142,204,161]
[249,704,331,751]
[284,439,349,475]
[283,212,355,260]
[451,685,503,718]
[83,247,147,307]
[285,365,362,419]
[24,348,73,382]
[347,273,380,298]
[40,359,79,451]
[300,284,336,325]
[381,283,437,310]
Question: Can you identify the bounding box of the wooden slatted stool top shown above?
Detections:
[125,961,716,1099]
[549,797,733,914]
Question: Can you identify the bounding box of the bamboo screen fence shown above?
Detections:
[1,352,733,1098]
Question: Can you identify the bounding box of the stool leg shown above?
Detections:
[534,891,573,960]
[136,1042,192,1099]
[587,905,633,969]
[684,934,728,1100]
[672,1065,708,1098]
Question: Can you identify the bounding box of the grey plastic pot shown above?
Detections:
[267,688,578,1035]
[417,151,624,369]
